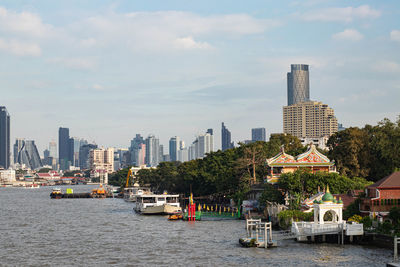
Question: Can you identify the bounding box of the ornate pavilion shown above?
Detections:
[266,144,336,184]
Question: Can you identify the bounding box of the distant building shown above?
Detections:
[188,131,214,160]
[89,147,114,173]
[79,144,98,170]
[221,122,234,151]
[129,134,145,166]
[0,169,15,184]
[177,148,189,162]
[169,136,180,161]
[70,137,88,167]
[300,136,329,150]
[114,148,129,170]
[145,135,160,167]
[58,127,70,170]
[338,123,346,132]
[49,141,57,159]
[14,139,42,170]
[207,128,213,135]
[283,101,338,139]
[0,106,10,169]
[287,64,310,106]
[251,128,266,142]
[13,138,25,165]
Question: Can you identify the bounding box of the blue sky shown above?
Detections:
[1,0,399,154]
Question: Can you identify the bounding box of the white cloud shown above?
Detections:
[48,57,96,70]
[80,38,97,47]
[301,5,381,23]
[371,60,400,73]
[92,84,104,91]
[0,6,54,38]
[0,38,41,56]
[174,36,212,50]
[390,30,400,43]
[332,29,364,41]
[74,11,277,52]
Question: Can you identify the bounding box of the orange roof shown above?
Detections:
[368,171,400,188]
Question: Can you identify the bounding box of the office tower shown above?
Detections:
[0,106,10,169]
[137,144,146,166]
[251,128,266,142]
[283,101,338,139]
[79,143,98,170]
[58,127,70,170]
[145,135,160,167]
[159,144,164,162]
[14,139,42,169]
[207,128,213,135]
[188,131,214,160]
[115,148,129,170]
[43,149,50,165]
[221,122,234,151]
[49,141,57,159]
[169,136,180,161]
[70,137,88,167]
[287,64,310,106]
[13,138,25,165]
[129,134,145,166]
[89,147,114,173]
[177,148,189,162]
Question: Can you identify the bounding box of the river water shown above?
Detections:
[0,185,392,266]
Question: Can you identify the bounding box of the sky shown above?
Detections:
[1,0,400,155]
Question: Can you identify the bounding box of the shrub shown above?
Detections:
[361,216,372,228]
[348,214,362,223]
[278,210,313,230]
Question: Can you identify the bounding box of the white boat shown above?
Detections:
[123,183,152,202]
[27,183,40,189]
[134,194,181,215]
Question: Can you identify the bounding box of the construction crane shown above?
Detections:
[125,168,134,188]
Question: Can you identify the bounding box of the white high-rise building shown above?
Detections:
[89,147,114,173]
[187,132,214,160]
[283,101,338,139]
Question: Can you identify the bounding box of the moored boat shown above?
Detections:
[134,194,181,215]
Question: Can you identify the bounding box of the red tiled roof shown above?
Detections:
[333,194,357,209]
[368,171,400,188]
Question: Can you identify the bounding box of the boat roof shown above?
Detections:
[137,194,179,198]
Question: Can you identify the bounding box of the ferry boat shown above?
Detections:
[134,194,181,215]
[123,183,152,202]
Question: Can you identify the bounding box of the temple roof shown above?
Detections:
[267,144,334,167]
[368,171,400,189]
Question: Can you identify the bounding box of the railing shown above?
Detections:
[394,236,400,262]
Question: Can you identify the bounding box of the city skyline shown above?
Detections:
[1,1,399,154]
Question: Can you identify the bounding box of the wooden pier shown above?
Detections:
[239,219,277,248]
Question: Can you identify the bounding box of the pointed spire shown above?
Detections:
[326,184,330,193]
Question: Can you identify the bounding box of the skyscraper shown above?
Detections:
[287,64,310,106]
[49,141,57,159]
[0,106,10,169]
[251,128,266,142]
[283,101,338,138]
[145,135,160,167]
[129,134,145,166]
[13,138,25,165]
[169,136,180,161]
[14,139,42,169]
[58,127,70,170]
[221,122,234,151]
[79,143,98,170]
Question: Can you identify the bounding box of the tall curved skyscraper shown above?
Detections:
[287,64,310,106]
